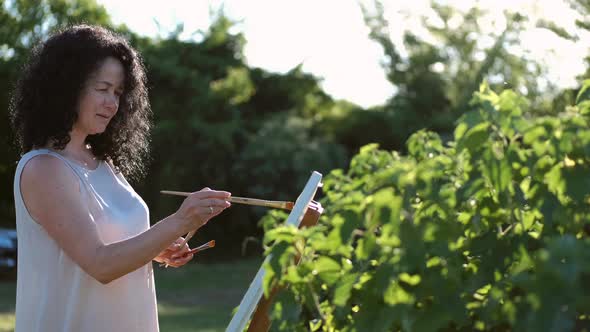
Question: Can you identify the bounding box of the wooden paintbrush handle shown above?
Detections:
[229,196,294,210]
[160,190,294,211]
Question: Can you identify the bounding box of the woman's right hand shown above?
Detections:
[173,187,232,233]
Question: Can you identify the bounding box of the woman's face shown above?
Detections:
[75,57,125,135]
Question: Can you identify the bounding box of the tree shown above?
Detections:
[319,0,553,156]
[567,0,590,78]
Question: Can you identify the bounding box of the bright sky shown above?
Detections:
[97,0,588,108]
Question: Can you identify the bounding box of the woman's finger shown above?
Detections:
[193,200,230,222]
[171,246,191,259]
[164,238,183,252]
[191,189,231,200]
[195,198,230,208]
[178,254,193,263]
[167,254,193,267]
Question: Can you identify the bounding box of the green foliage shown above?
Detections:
[566,0,590,79]
[346,0,556,156]
[233,113,347,200]
[262,82,590,331]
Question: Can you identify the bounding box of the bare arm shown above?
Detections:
[20,155,230,284]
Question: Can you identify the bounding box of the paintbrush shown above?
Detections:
[160,190,294,210]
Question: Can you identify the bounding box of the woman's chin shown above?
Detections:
[89,126,108,135]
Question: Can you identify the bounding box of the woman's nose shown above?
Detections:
[104,94,119,110]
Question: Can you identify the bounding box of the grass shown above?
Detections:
[0,257,263,332]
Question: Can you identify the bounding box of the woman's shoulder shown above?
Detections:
[18,151,88,236]
[18,148,60,165]
[19,151,81,190]
[22,152,65,170]
[19,149,68,171]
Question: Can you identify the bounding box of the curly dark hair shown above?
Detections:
[9,24,152,183]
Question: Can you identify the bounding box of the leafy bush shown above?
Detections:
[261,82,590,332]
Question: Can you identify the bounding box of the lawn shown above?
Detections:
[0,257,263,332]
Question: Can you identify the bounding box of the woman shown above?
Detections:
[9,25,231,331]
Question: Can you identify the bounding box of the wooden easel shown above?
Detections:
[226,171,323,332]
[247,201,323,331]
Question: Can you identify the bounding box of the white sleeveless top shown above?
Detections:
[13,149,159,332]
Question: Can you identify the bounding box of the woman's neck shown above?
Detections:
[45,131,96,165]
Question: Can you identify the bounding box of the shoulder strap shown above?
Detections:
[14,149,89,212]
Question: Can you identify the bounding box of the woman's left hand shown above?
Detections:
[154,237,194,268]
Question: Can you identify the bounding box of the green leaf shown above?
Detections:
[498,89,527,116]
[576,79,590,105]
[333,273,358,307]
[270,290,303,329]
[367,188,402,231]
[355,234,377,261]
[457,122,490,153]
[399,273,421,286]
[545,164,565,200]
[309,319,322,331]
[562,165,590,201]
[384,281,414,305]
[313,257,341,285]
